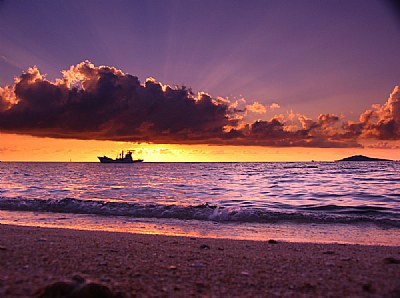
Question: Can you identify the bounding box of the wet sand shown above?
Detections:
[0,224,400,297]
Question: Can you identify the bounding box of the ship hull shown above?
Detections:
[97,157,143,163]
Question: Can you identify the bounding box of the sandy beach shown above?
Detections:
[0,224,399,297]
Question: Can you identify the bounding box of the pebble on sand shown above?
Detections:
[36,275,122,298]
[199,244,210,249]
[383,257,400,264]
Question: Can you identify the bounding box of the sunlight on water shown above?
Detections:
[0,161,399,244]
[1,162,399,208]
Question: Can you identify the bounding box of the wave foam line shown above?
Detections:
[0,197,399,227]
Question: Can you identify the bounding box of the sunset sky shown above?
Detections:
[1,0,399,161]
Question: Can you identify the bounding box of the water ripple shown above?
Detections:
[0,161,399,223]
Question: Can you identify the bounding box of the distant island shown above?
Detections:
[336,155,392,162]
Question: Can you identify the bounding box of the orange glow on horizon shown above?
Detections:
[1,133,399,162]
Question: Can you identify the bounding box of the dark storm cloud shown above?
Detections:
[0,62,233,142]
[0,62,399,147]
[225,116,362,148]
[0,95,8,112]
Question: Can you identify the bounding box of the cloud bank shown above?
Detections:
[0,61,399,148]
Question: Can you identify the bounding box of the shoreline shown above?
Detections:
[1,224,400,297]
[2,210,400,246]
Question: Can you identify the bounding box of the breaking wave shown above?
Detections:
[0,197,399,228]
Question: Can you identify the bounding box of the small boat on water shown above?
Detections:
[98,150,143,163]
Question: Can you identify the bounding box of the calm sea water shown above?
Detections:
[0,162,399,244]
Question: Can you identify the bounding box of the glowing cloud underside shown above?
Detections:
[0,61,399,148]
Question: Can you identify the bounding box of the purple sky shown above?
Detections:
[1,0,399,120]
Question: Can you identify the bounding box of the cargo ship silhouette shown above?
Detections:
[98,150,143,163]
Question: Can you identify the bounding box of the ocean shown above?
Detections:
[0,161,399,245]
